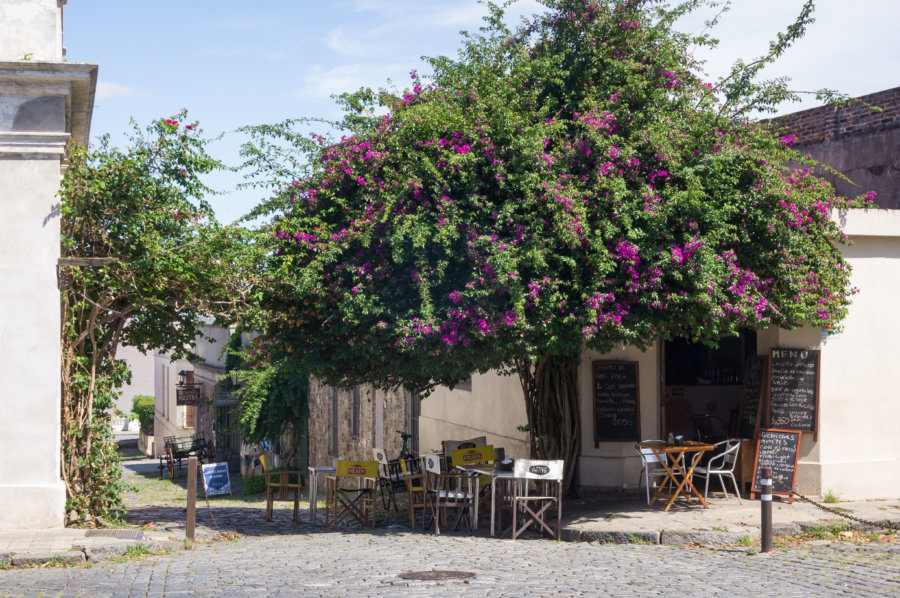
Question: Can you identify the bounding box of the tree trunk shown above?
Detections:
[516,354,581,494]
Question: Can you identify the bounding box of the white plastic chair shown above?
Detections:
[692,439,742,504]
[635,442,672,505]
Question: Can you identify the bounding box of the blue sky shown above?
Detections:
[64,0,900,223]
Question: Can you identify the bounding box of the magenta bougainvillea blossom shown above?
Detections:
[255,0,869,394]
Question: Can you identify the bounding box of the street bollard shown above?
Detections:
[760,466,772,553]
[186,456,197,540]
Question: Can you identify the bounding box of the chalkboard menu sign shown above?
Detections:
[592,360,640,446]
[768,348,819,433]
[737,356,767,439]
[751,428,801,501]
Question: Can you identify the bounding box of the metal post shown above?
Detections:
[760,466,773,553]
[186,456,197,540]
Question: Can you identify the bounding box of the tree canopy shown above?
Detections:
[59,112,256,517]
[255,0,867,396]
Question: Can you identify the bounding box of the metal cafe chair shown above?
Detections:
[422,453,475,535]
[324,460,378,528]
[635,441,673,505]
[504,459,564,540]
[691,438,742,504]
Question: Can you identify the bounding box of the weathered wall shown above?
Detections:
[771,86,900,209]
[308,379,408,467]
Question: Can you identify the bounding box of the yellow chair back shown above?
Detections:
[450,445,494,468]
[336,460,378,478]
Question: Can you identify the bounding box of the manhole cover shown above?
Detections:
[85,530,144,540]
[399,571,476,581]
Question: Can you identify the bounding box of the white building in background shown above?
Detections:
[0,0,97,529]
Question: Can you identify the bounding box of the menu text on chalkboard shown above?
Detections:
[592,360,640,446]
[737,356,767,439]
[752,428,801,500]
[768,348,819,433]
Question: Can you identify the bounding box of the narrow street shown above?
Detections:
[1,529,898,597]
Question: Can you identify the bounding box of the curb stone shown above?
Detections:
[773,522,801,536]
[582,530,660,544]
[659,530,752,545]
[10,550,85,566]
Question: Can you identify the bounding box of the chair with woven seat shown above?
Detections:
[505,459,564,540]
[259,454,302,522]
[691,438,742,504]
[422,453,475,535]
[324,460,378,528]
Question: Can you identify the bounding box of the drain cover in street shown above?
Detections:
[399,571,476,581]
[85,530,144,540]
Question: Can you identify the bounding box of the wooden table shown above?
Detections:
[637,440,715,512]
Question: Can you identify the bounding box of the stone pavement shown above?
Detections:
[0,527,898,597]
[0,452,898,568]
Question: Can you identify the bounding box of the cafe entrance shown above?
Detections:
[661,331,756,443]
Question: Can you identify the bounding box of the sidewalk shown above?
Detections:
[3,453,898,566]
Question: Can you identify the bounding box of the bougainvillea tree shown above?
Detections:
[253,0,869,487]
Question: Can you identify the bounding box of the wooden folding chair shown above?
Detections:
[260,455,303,522]
[505,459,564,540]
[450,445,494,517]
[422,453,475,535]
[324,460,378,528]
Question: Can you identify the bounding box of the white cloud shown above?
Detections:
[299,62,410,99]
[95,81,142,101]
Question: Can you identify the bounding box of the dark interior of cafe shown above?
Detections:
[662,331,757,442]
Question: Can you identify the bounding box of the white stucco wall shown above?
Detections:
[0,0,64,62]
[419,371,529,458]
[115,345,156,414]
[0,156,66,528]
[814,209,900,499]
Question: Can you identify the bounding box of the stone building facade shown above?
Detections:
[307,380,414,467]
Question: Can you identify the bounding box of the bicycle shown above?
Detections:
[397,430,416,461]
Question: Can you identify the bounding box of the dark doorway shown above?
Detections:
[662,331,756,442]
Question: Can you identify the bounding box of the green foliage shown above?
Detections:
[245,0,869,401]
[132,395,155,435]
[822,488,841,504]
[59,111,258,520]
[223,333,309,448]
[243,475,267,495]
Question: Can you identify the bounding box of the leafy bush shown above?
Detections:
[243,475,267,495]
[132,395,155,435]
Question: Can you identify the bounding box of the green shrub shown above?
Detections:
[132,395,155,435]
[243,475,266,495]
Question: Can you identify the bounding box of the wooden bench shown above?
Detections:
[158,433,207,478]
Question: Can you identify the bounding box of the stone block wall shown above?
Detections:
[308,378,411,467]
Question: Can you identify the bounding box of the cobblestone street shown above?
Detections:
[1,529,898,597]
